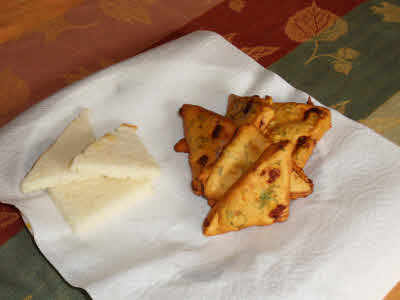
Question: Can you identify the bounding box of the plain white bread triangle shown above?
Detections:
[70,123,160,180]
[48,177,153,233]
[21,109,95,193]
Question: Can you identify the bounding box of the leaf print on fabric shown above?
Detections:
[333,61,353,75]
[223,33,239,43]
[100,0,156,25]
[229,0,246,12]
[330,100,351,114]
[330,48,359,75]
[0,211,20,228]
[337,47,360,60]
[35,16,98,43]
[285,1,347,42]
[315,17,348,42]
[241,46,280,61]
[285,2,358,75]
[305,46,359,66]
[371,2,400,23]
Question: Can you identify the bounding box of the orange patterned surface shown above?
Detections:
[0,0,224,245]
[0,0,224,127]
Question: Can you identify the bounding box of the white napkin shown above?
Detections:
[1,31,400,300]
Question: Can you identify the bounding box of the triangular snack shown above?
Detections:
[226,94,274,132]
[293,136,316,169]
[203,141,294,236]
[179,104,237,195]
[204,124,272,205]
[267,106,331,168]
[303,106,331,141]
[48,177,153,233]
[227,97,330,168]
[267,112,320,199]
[290,163,313,199]
[71,124,159,181]
[21,109,95,193]
[289,106,331,168]
[269,103,331,168]
[204,125,313,205]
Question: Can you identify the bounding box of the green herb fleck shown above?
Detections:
[259,192,271,209]
[258,186,276,209]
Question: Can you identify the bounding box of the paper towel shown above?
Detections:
[1,31,399,300]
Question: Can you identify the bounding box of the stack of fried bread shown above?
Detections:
[175,94,331,236]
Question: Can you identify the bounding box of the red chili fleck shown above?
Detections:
[269,205,286,219]
[268,169,280,183]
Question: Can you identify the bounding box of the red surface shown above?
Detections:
[154,0,367,67]
[0,204,24,245]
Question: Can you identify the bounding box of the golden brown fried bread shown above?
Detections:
[226,94,274,132]
[267,102,331,139]
[204,124,313,205]
[293,136,316,168]
[267,111,319,142]
[203,141,294,236]
[267,105,331,169]
[267,102,313,129]
[174,138,189,153]
[290,107,331,167]
[179,104,236,195]
[204,124,272,206]
[304,106,332,141]
[290,164,314,199]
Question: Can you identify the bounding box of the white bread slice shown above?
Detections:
[21,109,95,194]
[70,124,160,180]
[48,177,153,233]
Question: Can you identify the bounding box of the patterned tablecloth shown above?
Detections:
[1,1,399,299]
